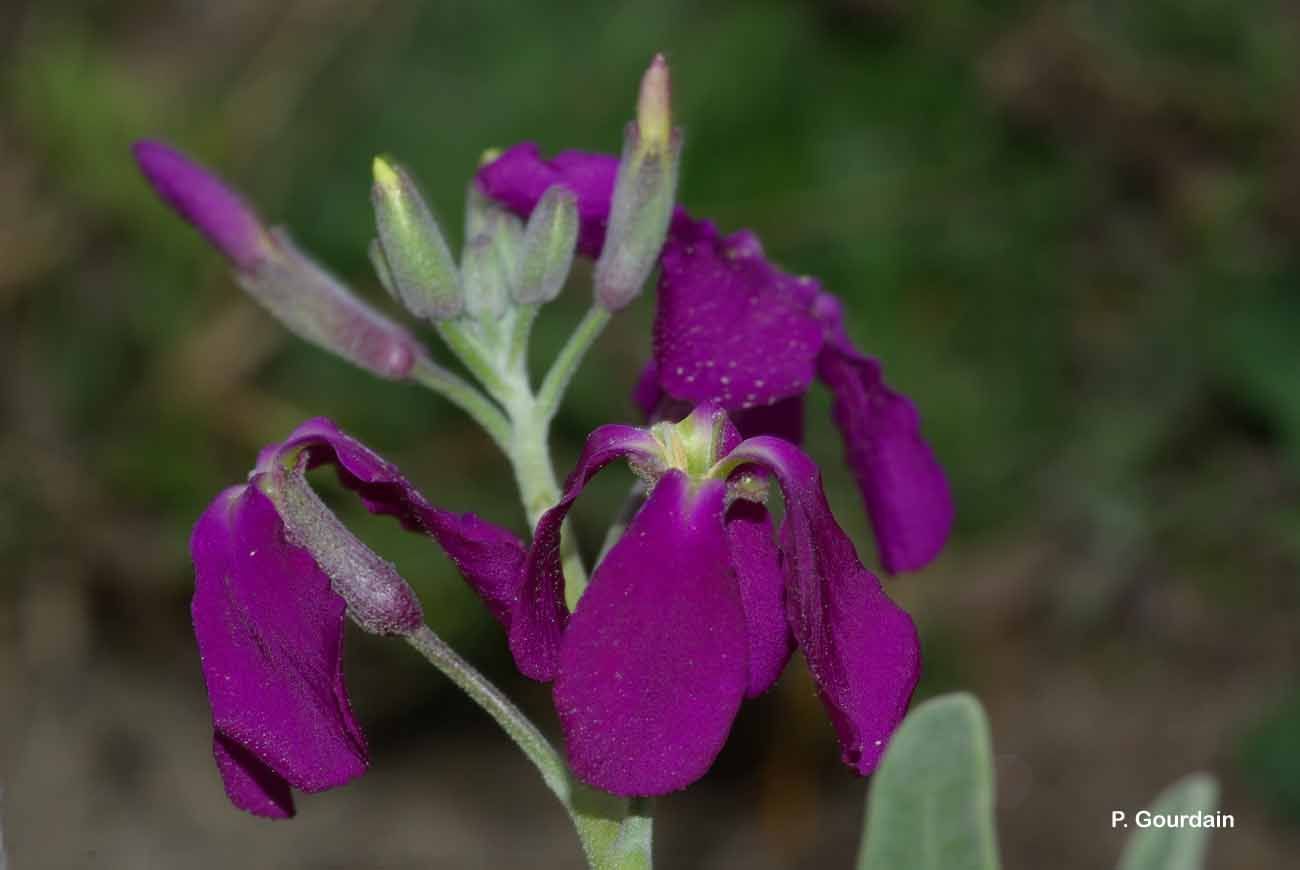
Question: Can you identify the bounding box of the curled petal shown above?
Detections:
[816,345,953,573]
[212,734,295,819]
[554,472,747,795]
[476,143,620,257]
[512,424,662,680]
[654,218,824,410]
[263,417,527,629]
[726,437,921,774]
[725,499,794,697]
[191,485,367,816]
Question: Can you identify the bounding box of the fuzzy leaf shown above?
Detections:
[1117,774,1219,870]
[857,693,1000,870]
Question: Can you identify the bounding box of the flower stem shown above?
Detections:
[506,398,590,604]
[436,320,513,405]
[409,357,512,452]
[405,625,650,868]
[507,303,540,376]
[536,307,612,424]
[404,625,568,799]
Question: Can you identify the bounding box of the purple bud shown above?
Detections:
[239,229,426,380]
[132,139,270,271]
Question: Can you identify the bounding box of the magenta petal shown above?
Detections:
[133,139,269,271]
[727,437,921,774]
[731,395,806,445]
[633,360,665,419]
[512,424,662,680]
[213,733,295,819]
[725,499,794,697]
[554,471,747,795]
[476,143,620,257]
[265,418,527,629]
[654,217,824,410]
[191,486,367,812]
[817,346,953,573]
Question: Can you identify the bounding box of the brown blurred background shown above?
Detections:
[3,1,1300,867]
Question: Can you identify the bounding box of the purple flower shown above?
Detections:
[192,418,526,817]
[508,404,920,796]
[476,145,953,574]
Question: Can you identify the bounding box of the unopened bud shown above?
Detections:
[515,185,578,304]
[238,228,426,380]
[132,139,273,272]
[461,229,511,321]
[371,156,464,321]
[593,54,682,311]
[263,467,423,636]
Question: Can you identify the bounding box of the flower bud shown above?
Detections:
[514,185,578,305]
[239,228,426,380]
[132,139,273,272]
[261,465,424,636]
[462,180,526,320]
[593,54,682,311]
[371,155,464,321]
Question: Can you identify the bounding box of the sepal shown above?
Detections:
[371,156,464,321]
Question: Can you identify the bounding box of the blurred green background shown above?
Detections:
[3,0,1299,867]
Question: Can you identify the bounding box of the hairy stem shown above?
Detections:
[536,307,612,425]
[405,626,650,868]
[409,357,512,452]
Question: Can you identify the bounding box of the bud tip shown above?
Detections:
[132,138,270,271]
[372,154,401,192]
[637,53,672,149]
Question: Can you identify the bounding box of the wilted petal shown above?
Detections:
[512,424,662,680]
[554,472,747,795]
[133,139,270,271]
[654,218,823,410]
[476,143,621,257]
[726,437,921,775]
[191,485,367,816]
[817,344,952,573]
[725,499,793,697]
[264,417,527,629]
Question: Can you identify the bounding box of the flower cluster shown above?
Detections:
[478,144,953,574]
[133,54,950,821]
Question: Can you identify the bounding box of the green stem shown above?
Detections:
[436,320,513,405]
[409,357,511,452]
[506,401,589,603]
[507,303,540,376]
[536,307,612,424]
[405,625,650,868]
[405,626,567,799]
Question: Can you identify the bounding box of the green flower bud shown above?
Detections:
[594,54,682,311]
[371,156,463,321]
[515,185,579,305]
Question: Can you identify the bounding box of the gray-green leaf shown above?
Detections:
[857,693,1000,870]
[1117,774,1219,870]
